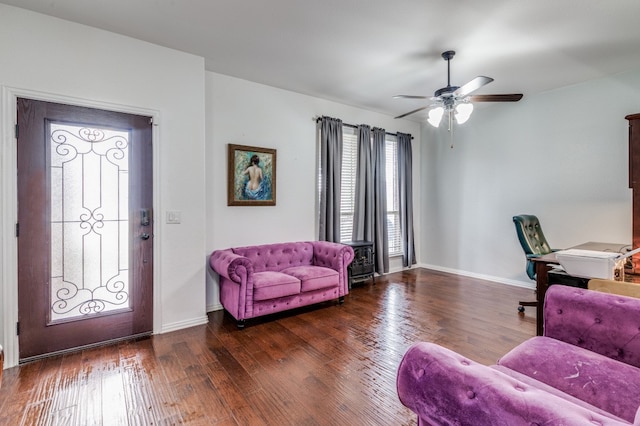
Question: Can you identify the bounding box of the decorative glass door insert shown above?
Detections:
[49,122,131,323]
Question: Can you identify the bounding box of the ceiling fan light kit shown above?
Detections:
[394,50,523,129]
[427,107,444,127]
[454,102,473,124]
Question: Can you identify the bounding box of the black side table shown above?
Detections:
[343,240,375,289]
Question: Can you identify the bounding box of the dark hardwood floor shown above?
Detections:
[0,268,536,425]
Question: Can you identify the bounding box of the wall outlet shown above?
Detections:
[166,210,181,224]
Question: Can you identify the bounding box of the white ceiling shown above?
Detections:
[4,0,640,121]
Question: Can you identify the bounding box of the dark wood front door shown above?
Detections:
[17,98,153,362]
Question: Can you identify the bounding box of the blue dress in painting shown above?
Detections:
[243,175,271,200]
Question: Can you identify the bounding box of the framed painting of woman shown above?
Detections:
[227,144,276,206]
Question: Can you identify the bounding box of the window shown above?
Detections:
[338,126,402,256]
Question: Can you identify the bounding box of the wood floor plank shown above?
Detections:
[202,361,268,425]
[0,268,536,425]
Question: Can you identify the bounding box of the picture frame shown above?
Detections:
[227,144,277,206]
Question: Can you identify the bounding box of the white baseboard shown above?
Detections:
[416,263,535,289]
[160,315,209,334]
[207,303,223,313]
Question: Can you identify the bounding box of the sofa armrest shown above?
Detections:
[397,342,626,426]
[209,249,254,283]
[310,241,354,271]
[544,285,640,369]
[310,241,354,296]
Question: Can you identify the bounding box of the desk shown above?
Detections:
[532,242,633,336]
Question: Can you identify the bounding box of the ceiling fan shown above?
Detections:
[394,50,523,127]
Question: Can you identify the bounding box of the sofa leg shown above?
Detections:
[338,296,345,304]
[237,319,246,329]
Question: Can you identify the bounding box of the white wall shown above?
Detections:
[205,72,421,310]
[0,4,207,367]
[421,69,640,288]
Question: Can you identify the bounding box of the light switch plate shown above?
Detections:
[166,210,181,224]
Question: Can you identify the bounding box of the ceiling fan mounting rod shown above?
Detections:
[434,50,459,99]
[443,50,455,88]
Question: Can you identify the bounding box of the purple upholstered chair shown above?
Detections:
[397,285,640,425]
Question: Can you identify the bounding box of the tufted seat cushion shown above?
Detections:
[498,336,640,423]
[281,265,339,292]
[253,271,301,301]
[491,364,628,422]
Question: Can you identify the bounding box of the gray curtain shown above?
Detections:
[318,117,343,242]
[397,132,416,267]
[372,127,389,273]
[352,125,374,242]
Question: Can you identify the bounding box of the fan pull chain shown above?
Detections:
[448,110,454,148]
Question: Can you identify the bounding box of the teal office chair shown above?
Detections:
[512,215,556,312]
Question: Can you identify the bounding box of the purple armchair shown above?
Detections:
[210,241,354,328]
[397,285,640,425]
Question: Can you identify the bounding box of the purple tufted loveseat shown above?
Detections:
[397,285,640,425]
[209,241,354,328]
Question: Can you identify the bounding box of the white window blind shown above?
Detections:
[340,127,357,242]
[385,137,402,256]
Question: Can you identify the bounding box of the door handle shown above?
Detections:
[141,232,150,240]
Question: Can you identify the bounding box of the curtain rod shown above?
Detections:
[314,116,413,139]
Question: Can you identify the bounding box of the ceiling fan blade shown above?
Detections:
[395,106,428,119]
[453,76,494,97]
[393,95,429,99]
[468,94,523,102]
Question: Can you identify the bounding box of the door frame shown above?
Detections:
[1,86,161,368]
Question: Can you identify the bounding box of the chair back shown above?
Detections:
[513,215,553,280]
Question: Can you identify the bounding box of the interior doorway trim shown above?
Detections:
[1,86,161,368]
